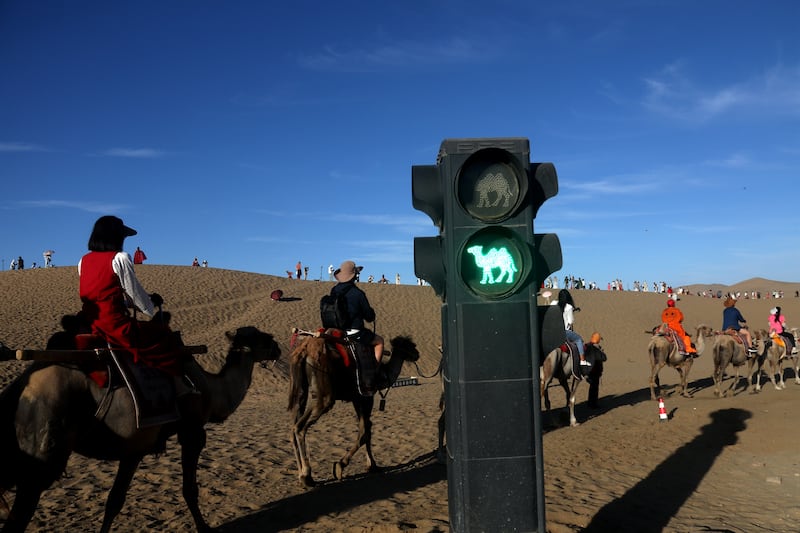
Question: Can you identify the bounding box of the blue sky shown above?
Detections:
[2,1,798,288]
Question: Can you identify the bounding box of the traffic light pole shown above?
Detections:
[413,138,562,532]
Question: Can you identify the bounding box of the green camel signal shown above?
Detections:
[466,245,518,284]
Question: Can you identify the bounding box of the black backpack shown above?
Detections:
[320,284,354,329]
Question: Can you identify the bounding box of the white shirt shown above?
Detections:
[78,252,155,317]
[563,303,575,330]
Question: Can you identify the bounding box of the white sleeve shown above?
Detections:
[563,304,575,329]
[112,252,155,317]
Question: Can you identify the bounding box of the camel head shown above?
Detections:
[225,326,281,364]
[695,324,714,338]
[389,336,420,362]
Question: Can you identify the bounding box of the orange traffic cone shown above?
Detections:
[658,397,668,421]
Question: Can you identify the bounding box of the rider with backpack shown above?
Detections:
[328,260,384,365]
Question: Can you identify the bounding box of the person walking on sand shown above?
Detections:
[296,261,302,280]
[586,332,607,408]
[133,246,147,265]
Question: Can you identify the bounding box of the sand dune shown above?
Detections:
[2,266,799,531]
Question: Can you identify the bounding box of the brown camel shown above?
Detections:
[541,343,605,427]
[711,329,765,397]
[751,329,789,391]
[0,326,280,533]
[648,324,713,400]
[287,333,419,487]
[786,327,800,385]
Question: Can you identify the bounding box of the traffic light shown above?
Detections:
[412,138,562,532]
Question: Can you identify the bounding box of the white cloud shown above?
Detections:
[103,148,165,158]
[643,61,800,121]
[298,37,494,72]
[19,199,128,213]
[0,142,48,152]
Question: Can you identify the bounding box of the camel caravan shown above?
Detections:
[647,318,800,401]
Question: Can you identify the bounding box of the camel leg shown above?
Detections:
[649,363,665,400]
[334,397,376,480]
[794,359,800,385]
[726,366,741,397]
[713,361,726,397]
[678,361,693,397]
[292,402,329,487]
[100,456,142,533]
[3,481,44,533]
[567,378,580,427]
[750,358,763,392]
[556,376,577,427]
[178,424,212,533]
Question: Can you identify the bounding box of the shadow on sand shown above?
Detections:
[218,452,446,532]
[582,407,750,533]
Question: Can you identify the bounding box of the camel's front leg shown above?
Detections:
[726,367,741,397]
[678,361,693,397]
[777,360,787,389]
[178,424,212,533]
[334,397,375,480]
[567,379,579,427]
[100,456,142,533]
[649,362,664,400]
[748,358,763,392]
[3,480,45,533]
[292,406,324,487]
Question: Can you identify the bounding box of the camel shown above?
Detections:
[751,329,791,391]
[287,333,419,487]
[540,343,605,427]
[711,329,765,397]
[0,326,280,533]
[648,324,713,400]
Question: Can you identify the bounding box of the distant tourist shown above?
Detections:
[133,246,147,264]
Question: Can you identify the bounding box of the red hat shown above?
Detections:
[667,299,675,307]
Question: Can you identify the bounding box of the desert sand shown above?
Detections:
[1,266,799,532]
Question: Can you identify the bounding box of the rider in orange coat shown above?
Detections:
[661,297,697,356]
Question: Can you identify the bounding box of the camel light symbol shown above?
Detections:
[475,172,513,208]
[466,245,518,285]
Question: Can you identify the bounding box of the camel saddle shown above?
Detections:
[560,341,591,379]
[770,332,786,348]
[316,328,384,396]
[72,334,180,428]
[654,324,690,354]
[722,328,747,346]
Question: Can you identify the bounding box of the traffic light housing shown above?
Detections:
[412,138,562,532]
